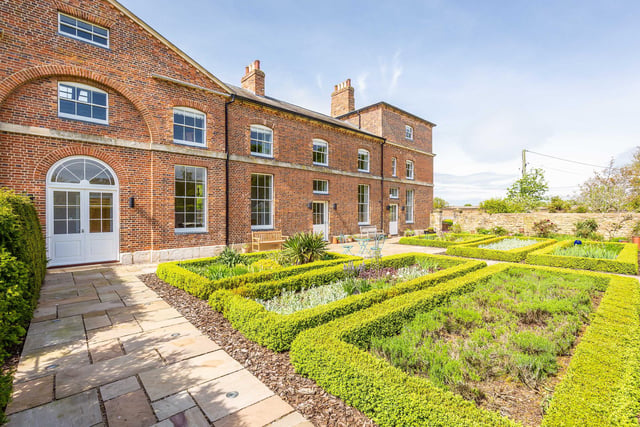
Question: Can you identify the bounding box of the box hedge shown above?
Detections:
[208,253,485,351]
[526,240,638,275]
[399,233,494,248]
[446,235,555,262]
[0,190,46,419]
[290,263,638,426]
[156,251,359,300]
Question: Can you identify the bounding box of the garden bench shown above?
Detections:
[251,230,287,252]
[359,225,378,238]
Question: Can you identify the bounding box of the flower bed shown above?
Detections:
[208,253,485,351]
[399,233,494,248]
[446,236,555,262]
[526,240,638,274]
[156,251,359,300]
[290,264,640,426]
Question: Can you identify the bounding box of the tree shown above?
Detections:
[577,161,629,212]
[506,168,548,203]
[621,146,640,209]
[433,197,448,209]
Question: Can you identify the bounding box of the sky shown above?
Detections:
[121,0,640,205]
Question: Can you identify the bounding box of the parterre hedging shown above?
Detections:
[156,251,358,300]
[208,253,485,351]
[0,190,46,417]
[526,240,638,275]
[446,236,555,262]
[399,233,494,248]
[290,263,638,426]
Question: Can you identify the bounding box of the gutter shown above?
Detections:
[224,94,236,246]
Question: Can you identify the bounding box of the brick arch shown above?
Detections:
[0,65,160,143]
[33,146,129,188]
[172,98,211,114]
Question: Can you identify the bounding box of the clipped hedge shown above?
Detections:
[209,253,486,351]
[156,251,359,300]
[0,190,46,360]
[526,240,638,275]
[446,235,555,262]
[399,233,494,248]
[290,263,635,426]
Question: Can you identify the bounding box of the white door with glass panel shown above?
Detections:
[389,204,398,235]
[47,157,119,267]
[312,202,329,240]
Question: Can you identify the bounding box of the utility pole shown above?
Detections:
[521,149,527,177]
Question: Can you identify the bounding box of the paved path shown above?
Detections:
[5,264,312,427]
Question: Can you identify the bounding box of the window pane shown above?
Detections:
[90,219,102,233]
[68,219,81,234]
[102,219,112,232]
[175,181,185,197]
[174,112,184,124]
[54,220,67,235]
[60,99,76,115]
[194,128,203,143]
[92,92,106,106]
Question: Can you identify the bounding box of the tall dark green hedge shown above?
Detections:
[0,189,46,361]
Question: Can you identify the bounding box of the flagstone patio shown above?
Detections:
[5,264,312,427]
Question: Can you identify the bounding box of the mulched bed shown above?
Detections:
[140,274,375,427]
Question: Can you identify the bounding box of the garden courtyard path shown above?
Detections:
[5,264,312,427]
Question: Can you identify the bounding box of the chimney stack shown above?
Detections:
[241,60,265,96]
[331,78,354,117]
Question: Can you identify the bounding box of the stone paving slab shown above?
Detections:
[214,395,294,427]
[6,263,312,426]
[140,351,243,401]
[189,369,275,422]
[6,389,102,427]
[267,412,315,427]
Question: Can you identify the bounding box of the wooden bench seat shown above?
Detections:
[251,230,287,252]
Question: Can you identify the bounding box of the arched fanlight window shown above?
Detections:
[49,157,115,186]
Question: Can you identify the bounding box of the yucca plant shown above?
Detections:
[282,232,328,265]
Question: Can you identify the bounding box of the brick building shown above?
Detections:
[0,0,435,267]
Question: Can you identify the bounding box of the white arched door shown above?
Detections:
[47,157,119,267]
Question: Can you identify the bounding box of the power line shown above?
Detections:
[525,150,611,169]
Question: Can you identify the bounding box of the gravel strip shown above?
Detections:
[140,274,375,427]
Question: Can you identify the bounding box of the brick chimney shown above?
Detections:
[331,79,355,117]
[241,60,265,96]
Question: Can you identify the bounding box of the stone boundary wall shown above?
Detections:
[431,207,640,238]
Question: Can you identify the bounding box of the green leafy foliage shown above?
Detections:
[447,236,555,262]
[290,263,634,427]
[0,189,46,420]
[553,243,621,260]
[574,219,599,239]
[433,197,449,209]
[282,232,328,265]
[526,240,638,274]
[156,251,358,300]
[208,254,485,351]
[547,196,571,213]
[533,219,559,238]
[399,233,493,248]
[371,268,598,395]
[217,246,243,268]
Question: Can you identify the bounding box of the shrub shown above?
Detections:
[526,240,637,274]
[442,219,453,226]
[282,232,328,265]
[250,258,280,271]
[574,219,598,239]
[547,196,571,213]
[399,234,494,249]
[476,227,491,235]
[451,223,462,233]
[573,205,588,213]
[217,246,242,268]
[490,226,508,236]
[404,229,415,237]
[533,219,559,238]
[446,236,555,262]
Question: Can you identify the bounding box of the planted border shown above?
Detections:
[526,240,638,275]
[157,251,359,300]
[290,263,639,426]
[446,236,555,262]
[399,233,495,248]
[208,253,485,351]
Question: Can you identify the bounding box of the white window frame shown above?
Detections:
[405,125,414,140]
[391,157,397,177]
[358,149,370,173]
[58,13,109,48]
[250,125,274,158]
[312,139,329,166]
[358,184,370,225]
[406,160,415,180]
[251,173,274,230]
[390,187,399,199]
[58,82,108,125]
[406,189,415,224]
[313,179,329,194]
[174,165,207,233]
[173,107,206,147]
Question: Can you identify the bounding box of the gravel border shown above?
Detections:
[140,274,375,427]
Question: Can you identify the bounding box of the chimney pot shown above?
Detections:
[241,59,265,96]
[331,78,355,117]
